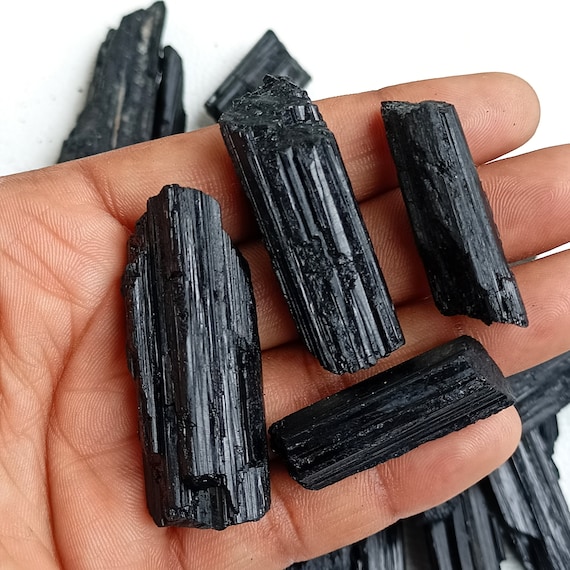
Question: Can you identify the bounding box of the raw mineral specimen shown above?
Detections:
[381,100,528,327]
[59,2,185,161]
[205,29,311,121]
[121,184,270,529]
[269,335,513,490]
[219,76,403,374]
[287,522,404,569]
[153,45,186,138]
[510,350,570,432]
[422,485,505,569]
[488,429,570,569]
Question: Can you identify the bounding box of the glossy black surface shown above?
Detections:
[122,185,269,529]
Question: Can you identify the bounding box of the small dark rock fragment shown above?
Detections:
[205,30,310,121]
[381,100,528,327]
[121,184,270,529]
[269,336,513,490]
[58,2,173,161]
[219,76,403,375]
[153,45,186,138]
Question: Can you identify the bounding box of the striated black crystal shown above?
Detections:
[219,76,403,374]
[287,522,405,569]
[381,100,527,327]
[422,485,505,569]
[510,350,570,432]
[269,336,514,490]
[121,184,270,529]
[58,2,174,161]
[488,428,570,569]
[153,45,186,138]
[205,30,310,121]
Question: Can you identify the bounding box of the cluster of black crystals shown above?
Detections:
[121,185,269,529]
[269,336,514,490]
[219,76,404,374]
[381,100,528,327]
[59,1,185,162]
[289,351,570,569]
[205,29,311,121]
[60,3,569,558]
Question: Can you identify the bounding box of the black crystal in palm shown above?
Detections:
[219,76,403,374]
[381,100,527,327]
[122,184,270,529]
[269,336,513,490]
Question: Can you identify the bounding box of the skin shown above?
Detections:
[0,72,568,569]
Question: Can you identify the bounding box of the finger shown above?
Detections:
[29,72,539,242]
[248,144,570,351]
[179,407,521,569]
[261,249,570,427]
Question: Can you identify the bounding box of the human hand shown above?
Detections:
[0,72,567,569]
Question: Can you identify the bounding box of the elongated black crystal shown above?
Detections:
[422,485,506,569]
[288,522,405,569]
[381,100,527,327]
[488,429,570,569]
[510,350,570,432]
[153,45,186,138]
[122,184,270,529]
[269,336,513,490]
[205,30,311,121]
[59,2,168,161]
[219,76,403,374]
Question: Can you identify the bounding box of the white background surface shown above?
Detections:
[1,1,569,568]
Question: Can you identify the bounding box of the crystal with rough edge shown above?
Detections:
[269,335,513,490]
[510,350,570,432]
[205,30,311,121]
[58,2,171,161]
[287,522,404,570]
[422,485,506,570]
[381,100,528,327]
[121,184,270,529]
[153,45,186,138]
[219,76,404,375]
[488,429,570,569]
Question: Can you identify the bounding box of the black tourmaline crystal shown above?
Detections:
[510,350,570,432]
[219,76,404,374]
[488,429,570,569]
[422,485,505,569]
[121,184,270,529]
[381,100,527,327]
[153,45,186,138]
[205,30,311,121]
[269,336,513,490]
[59,2,186,162]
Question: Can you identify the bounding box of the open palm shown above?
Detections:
[1,72,568,569]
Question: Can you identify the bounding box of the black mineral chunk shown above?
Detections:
[219,76,403,374]
[510,350,570,432]
[59,2,168,161]
[488,429,570,569]
[205,30,310,121]
[269,336,514,490]
[153,45,186,138]
[287,522,405,569]
[381,100,527,327]
[121,184,270,529]
[422,485,505,570]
